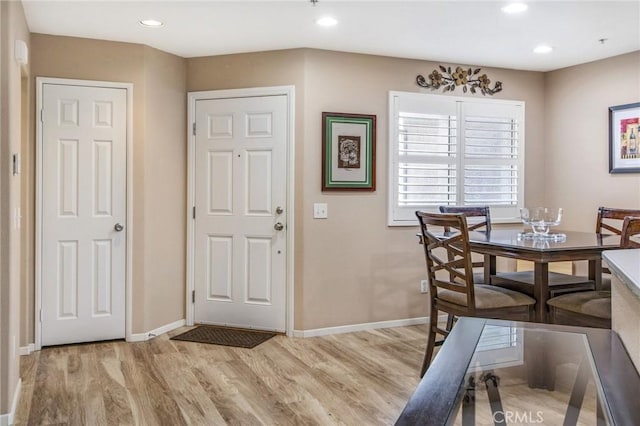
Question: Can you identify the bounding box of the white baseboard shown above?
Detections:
[0,378,22,426]
[19,344,35,356]
[127,319,186,342]
[292,316,435,338]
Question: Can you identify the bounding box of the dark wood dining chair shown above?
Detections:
[596,206,640,236]
[416,211,535,376]
[437,206,492,330]
[439,206,491,283]
[438,206,492,233]
[547,216,640,329]
[595,207,640,287]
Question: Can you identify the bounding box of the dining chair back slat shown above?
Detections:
[439,206,491,232]
[596,207,640,274]
[438,206,491,271]
[417,212,476,304]
[621,216,640,248]
[596,207,640,235]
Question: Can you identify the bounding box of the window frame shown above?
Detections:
[388,91,525,226]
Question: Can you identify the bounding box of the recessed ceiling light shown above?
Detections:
[316,16,338,27]
[139,19,164,28]
[533,45,553,54]
[501,3,528,14]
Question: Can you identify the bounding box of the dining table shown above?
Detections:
[396,317,640,426]
[467,228,621,322]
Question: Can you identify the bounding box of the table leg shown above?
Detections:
[481,372,505,426]
[462,375,476,426]
[525,329,556,390]
[484,255,496,285]
[563,357,591,426]
[589,259,603,291]
[534,263,549,323]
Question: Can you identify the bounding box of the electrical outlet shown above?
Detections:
[420,279,429,293]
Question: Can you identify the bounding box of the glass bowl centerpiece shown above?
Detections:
[519,207,565,240]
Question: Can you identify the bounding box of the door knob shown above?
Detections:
[274,222,284,231]
[275,206,284,215]
[114,223,124,232]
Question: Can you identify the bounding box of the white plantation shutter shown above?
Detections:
[398,112,457,208]
[389,92,524,225]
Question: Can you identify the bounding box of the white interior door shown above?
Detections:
[194,95,287,331]
[41,83,127,346]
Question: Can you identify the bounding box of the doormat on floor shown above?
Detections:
[171,325,276,349]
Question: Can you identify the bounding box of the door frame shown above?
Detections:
[186,86,295,336]
[35,77,134,350]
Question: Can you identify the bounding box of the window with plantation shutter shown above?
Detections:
[388,92,524,226]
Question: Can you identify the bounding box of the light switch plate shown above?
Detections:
[313,203,328,219]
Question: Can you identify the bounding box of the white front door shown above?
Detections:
[41,83,127,346]
[194,95,287,331]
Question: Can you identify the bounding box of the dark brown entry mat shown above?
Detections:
[171,325,276,349]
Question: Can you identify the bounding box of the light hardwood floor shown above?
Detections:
[14,324,598,425]
[15,325,426,425]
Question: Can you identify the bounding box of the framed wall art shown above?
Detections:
[609,102,640,174]
[322,112,376,191]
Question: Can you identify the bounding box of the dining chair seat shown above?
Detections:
[547,291,611,317]
[547,291,611,328]
[438,284,535,310]
[547,216,640,329]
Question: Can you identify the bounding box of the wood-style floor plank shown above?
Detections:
[15,324,595,425]
[15,325,426,425]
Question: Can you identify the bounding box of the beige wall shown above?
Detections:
[19,34,638,351]
[544,51,640,231]
[188,49,546,330]
[0,0,30,415]
[27,34,187,339]
[142,46,187,330]
[301,50,546,329]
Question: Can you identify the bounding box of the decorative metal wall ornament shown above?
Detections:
[416,66,503,96]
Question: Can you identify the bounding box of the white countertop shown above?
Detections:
[603,249,640,298]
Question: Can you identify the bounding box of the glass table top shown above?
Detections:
[396,318,640,426]
[452,324,609,425]
[468,229,620,252]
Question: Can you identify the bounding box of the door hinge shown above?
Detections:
[39,309,42,322]
[192,122,196,136]
[192,290,195,304]
[40,109,43,123]
[193,206,196,219]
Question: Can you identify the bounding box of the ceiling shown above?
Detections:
[22,1,640,72]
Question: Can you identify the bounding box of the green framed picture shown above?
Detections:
[322,112,376,191]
